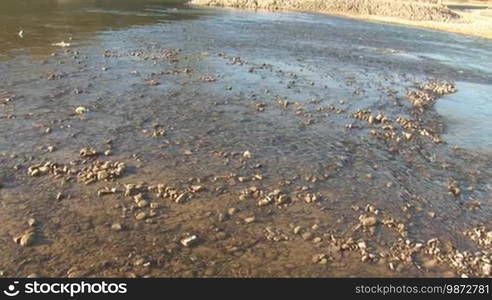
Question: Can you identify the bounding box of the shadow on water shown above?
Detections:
[0,0,195,59]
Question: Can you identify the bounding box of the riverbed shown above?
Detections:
[0,0,491,277]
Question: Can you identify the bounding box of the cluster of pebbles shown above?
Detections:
[406,80,456,110]
[307,206,490,277]
[348,80,454,144]
[27,148,125,185]
[9,46,486,278]
[465,226,492,247]
[20,143,491,277]
[350,108,441,144]
[129,48,181,62]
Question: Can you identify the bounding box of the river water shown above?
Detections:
[0,0,491,277]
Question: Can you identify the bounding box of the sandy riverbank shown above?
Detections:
[190,0,492,39]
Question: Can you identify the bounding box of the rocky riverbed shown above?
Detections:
[0,0,491,278]
[191,0,460,21]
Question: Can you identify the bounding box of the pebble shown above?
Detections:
[218,213,227,222]
[483,263,491,276]
[181,235,198,247]
[134,258,145,266]
[135,212,147,221]
[56,192,64,201]
[302,232,313,241]
[357,241,367,251]
[27,218,36,227]
[137,200,149,208]
[191,185,204,192]
[359,215,377,227]
[244,217,255,224]
[15,232,35,247]
[111,223,122,231]
[133,193,144,203]
[175,193,187,203]
[75,106,87,115]
[242,150,252,159]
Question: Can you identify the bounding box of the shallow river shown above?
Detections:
[0,0,491,277]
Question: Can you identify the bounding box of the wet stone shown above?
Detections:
[135,212,147,221]
[244,217,255,224]
[111,223,123,231]
[15,231,35,247]
[359,215,377,227]
[27,218,36,227]
[302,232,313,241]
[181,235,198,247]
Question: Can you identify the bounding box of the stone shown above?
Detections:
[218,213,227,222]
[27,218,36,227]
[75,106,87,115]
[137,200,149,208]
[175,193,187,203]
[134,258,145,266]
[482,263,491,276]
[357,241,367,251]
[111,223,122,231]
[242,150,252,159]
[359,215,377,227]
[135,212,147,221]
[17,232,35,247]
[133,193,144,203]
[302,232,313,241]
[191,185,204,192]
[244,217,255,224]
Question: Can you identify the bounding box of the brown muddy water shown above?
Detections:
[0,0,491,278]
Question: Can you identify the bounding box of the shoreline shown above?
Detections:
[190,0,492,39]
